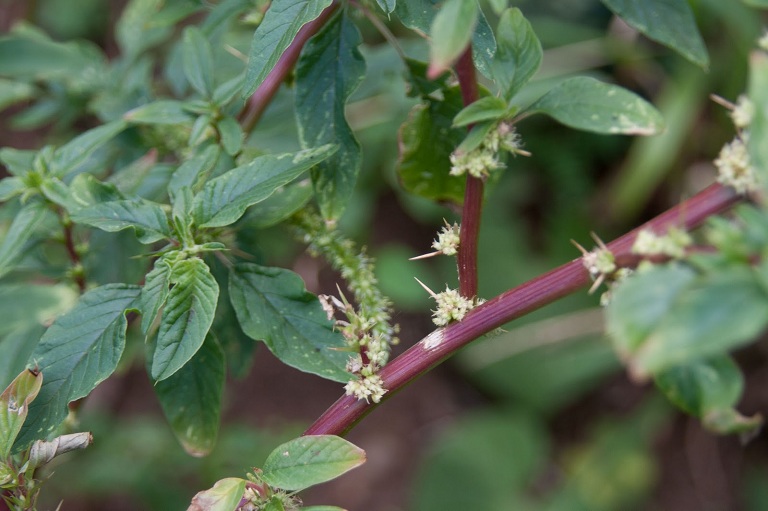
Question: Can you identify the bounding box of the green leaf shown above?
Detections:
[606,264,696,358]
[655,357,762,435]
[396,87,466,203]
[303,507,347,511]
[51,120,128,177]
[295,10,365,222]
[212,73,246,107]
[188,477,247,511]
[632,268,768,375]
[749,51,768,192]
[243,180,313,229]
[428,0,478,78]
[39,177,81,212]
[71,198,173,244]
[116,0,171,61]
[242,0,334,98]
[393,0,494,79]
[0,79,36,111]
[0,148,35,176]
[743,0,768,6]
[124,100,194,125]
[491,8,542,100]
[393,0,436,34]
[139,253,175,335]
[600,0,708,69]
[0,325,46,392]
[154,336,224,456]
[192,145,337,228]
[229,263,351,382]
[0,24,105,80]
[182,27,215,98]
[0,177,25,202]
[0,284,78,338]
[471,9,497,80]
[376,0,396,13]
[152,257,219,381]
[15,284,140,448]
[70,173,125,207]
[453,96,508,127]
[261,435,366,491]
[456,120,495,153]
[0,201,50,280]
[169,144,222,197]
[0,369,42,458]
[217,115,243,155]
[528,77,665,135]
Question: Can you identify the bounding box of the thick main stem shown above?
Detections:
[455,47,483,298]
[304,184,741,436]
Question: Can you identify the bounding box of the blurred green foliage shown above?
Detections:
[0,0,766,509]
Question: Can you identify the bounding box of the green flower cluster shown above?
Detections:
[293,209,397,403]
[449,121,526,179]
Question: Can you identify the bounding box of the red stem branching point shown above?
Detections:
[304,184,741,436]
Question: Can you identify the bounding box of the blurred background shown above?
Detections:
[1,0,768,509]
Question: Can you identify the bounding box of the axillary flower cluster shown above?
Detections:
[412,222,484,326]
[449,121,530,179]
[575,226,692,305]
[713,94,759,194]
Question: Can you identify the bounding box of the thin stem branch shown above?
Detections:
[304,183,741,436]
[58,211,86,293]
[239,2,340,133]
[455,47,483,298]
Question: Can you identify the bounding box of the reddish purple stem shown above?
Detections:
[305,184,741,436]
[455,47,483,299]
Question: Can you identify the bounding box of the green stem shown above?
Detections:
[304,183,741,436]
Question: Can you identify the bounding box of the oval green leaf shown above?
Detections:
[242,0,334,98]
[152,257,219,381]
[15,284,140,448]
[229,263,351,382]
[0,200,50,280]
[655,356,762,435]
[491,7,542,100]
[188,477,247,511]
[295,10,365,222]
[600,0,708,69]
[261,435,366,491]
[71,198,173,244]
[396,87,467,204]
[192,145,337,228]
[453,96,508,127]
[154,336,224,456]
[606,264,696,359]
[124,100,193,125]
[528,76,664,135]
[633,268,768,375]
[182,27,214,98]
[428,0,478,78]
